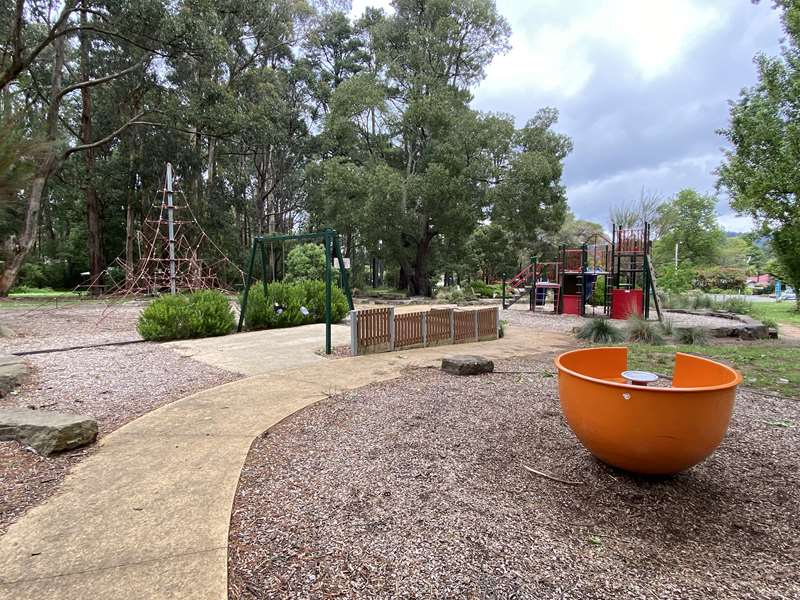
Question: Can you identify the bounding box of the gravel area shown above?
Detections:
[660,310,755,329]
[501,306,754,334]
[502,306,588,332]
[0,302,240,535]
[0,300,145,353]
[229,357,799,599]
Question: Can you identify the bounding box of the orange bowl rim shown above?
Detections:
[554,347,743,393]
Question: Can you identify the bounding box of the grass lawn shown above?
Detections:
[8,288,84,298]
[627,343,800,398]
[1,290,89,310]
[750,302,800,327]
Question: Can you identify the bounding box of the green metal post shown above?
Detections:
[258,240,269,297]
[324,229,333,354]
[580,243,588,317]
[237,240,259,332]
[531,256,538,312]
[501,273,507,310]
[333,233,354,310]
[644,254,651,319]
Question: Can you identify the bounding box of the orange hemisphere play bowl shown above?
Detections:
[554,347,742,475]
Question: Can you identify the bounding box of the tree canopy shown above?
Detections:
[0,0,571,296]
[717,0,800,304]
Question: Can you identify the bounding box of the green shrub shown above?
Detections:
[625,315,665,345]
[589,275,606,306]
[675,327,709,345]
[658,264,695,293]
[436,286,473,303]
[138,290,235,341]
[241,280,348,331]
[284,243,340,282]
[575,318,624,343]
[720,297,752,315]
[760,317,778,331]
[688,293,718,310]
[469,280,497,298]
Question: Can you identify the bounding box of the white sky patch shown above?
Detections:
[349,0,392,17]
[478,0,724,100]
[566,153,755,229]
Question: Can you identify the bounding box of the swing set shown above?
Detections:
[237,228,354,354]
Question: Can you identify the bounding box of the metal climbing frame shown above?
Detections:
[236,228,355,354]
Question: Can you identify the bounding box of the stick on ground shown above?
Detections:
[522,463,583,486]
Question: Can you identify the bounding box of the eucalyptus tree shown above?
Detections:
[0,0,168,294]
[717,0,800,307]
[307,1,571,295]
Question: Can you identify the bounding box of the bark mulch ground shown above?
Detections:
[228,356,799,599]
[0,301,240,535]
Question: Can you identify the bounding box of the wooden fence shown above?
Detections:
[350,306,499,355]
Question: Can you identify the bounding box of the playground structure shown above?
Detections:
[503,224,661,320]
[237,228,355,354]
[555,347,741,475]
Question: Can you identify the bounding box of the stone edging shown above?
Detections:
[665,309,770,340]
[0,354,29,397]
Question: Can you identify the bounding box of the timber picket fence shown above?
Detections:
[350,306,500,355]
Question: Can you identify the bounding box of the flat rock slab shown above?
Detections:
[0,354,29,397]
[441,355,494,376]
[0,408,98,456]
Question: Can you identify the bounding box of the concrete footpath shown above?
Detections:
[0,328,569,600]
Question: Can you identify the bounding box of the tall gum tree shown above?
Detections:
[718,0,800,308]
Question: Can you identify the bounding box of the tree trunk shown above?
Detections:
[410,230,435,297]
[80,7,103,295]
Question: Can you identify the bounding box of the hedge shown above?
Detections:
[137,290,236,341]
[241,279,349,331]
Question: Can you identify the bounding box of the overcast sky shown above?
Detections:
[350,0,784,232]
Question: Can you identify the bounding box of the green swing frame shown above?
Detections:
[237,228,355,354]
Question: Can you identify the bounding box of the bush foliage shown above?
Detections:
[575,318,624,344]
[242,280,349,331]
[625,315,665,345]
[137,290,235,341]
[284,243,341,283]
[675,327,709,345]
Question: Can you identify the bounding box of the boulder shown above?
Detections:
[0,408,98,456]
[0,354,29,397]
[442,355,494,376]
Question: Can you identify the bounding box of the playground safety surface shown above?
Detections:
[0,327,569,599]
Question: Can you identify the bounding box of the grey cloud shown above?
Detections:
[473,1,783,230]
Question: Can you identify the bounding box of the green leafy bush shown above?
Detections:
[694,266,748,291]
[469,280,498,298]
[625,315,665,345]
[241,280,348,331]
[575,318,624,343]
[675,327,709,345]
[589,275,606,306]
[285,243,326,282]
[658,264,695,293]
[137,290,235,341]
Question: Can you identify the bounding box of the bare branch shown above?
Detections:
[56,56,149,101]
[64,111,148,158]
[0,0,80,91]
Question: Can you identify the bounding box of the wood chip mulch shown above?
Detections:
[228,357,799,599]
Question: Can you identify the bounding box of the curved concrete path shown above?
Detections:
[0,328,569,599]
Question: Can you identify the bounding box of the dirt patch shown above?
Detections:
[0,302,240,535]
[228,357,799,599]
